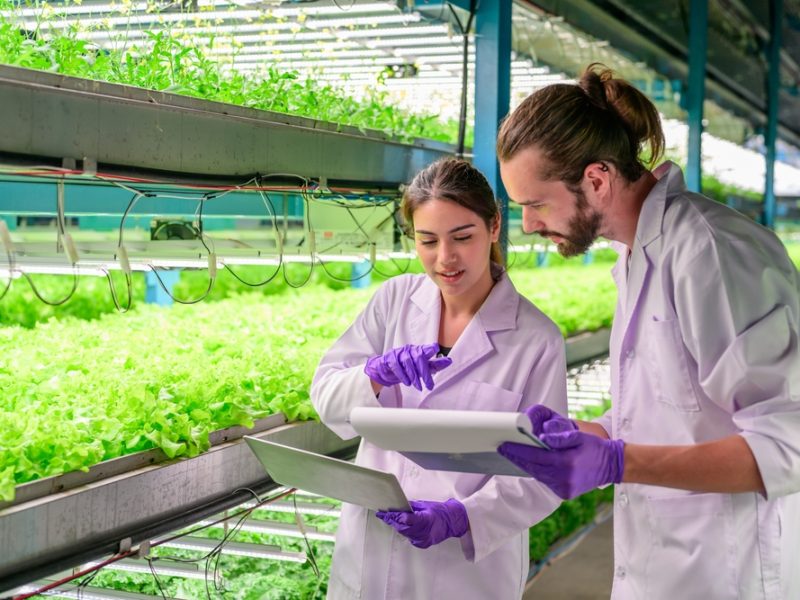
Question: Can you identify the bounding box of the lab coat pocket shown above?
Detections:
[645,492,736,599]
[646,318,701,412]
[466,381,523,412]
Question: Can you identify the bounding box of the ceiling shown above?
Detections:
[526,0,800,150]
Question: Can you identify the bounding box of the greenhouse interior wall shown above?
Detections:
[1,0,800,598]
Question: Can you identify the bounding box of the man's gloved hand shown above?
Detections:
[498,430,625,500]
[525,404,577,435]
[376,499,469,549]
[365,343,452,391]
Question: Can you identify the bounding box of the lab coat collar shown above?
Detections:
[614,162,684,338]
[408,266,519,334]
[634,161,685,249]
[408,268,520,401]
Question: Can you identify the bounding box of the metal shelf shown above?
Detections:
[0,419,358,594]
[0,64,454,188]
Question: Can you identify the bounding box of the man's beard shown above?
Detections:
[554,187,602,258]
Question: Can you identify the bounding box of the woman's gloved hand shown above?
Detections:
[376,498,469,549]
[365,343,452,391]
[498,430,625,499]
[525,404,577,435]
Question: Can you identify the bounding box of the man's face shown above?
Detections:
[500,146,603,257]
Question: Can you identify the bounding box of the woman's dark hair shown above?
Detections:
[401,157,504,265]
[496,63,664,190]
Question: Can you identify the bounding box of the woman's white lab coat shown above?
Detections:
[311,271,566,600]
[596,162,800,599]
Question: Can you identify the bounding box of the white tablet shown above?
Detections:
[349,407,549,477]
[244,436,411,512]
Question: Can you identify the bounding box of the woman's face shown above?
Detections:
[411,198,499,299]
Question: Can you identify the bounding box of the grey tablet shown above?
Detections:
[244,436,411,512]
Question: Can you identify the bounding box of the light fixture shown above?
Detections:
[252,498,341,517]
[194,518,336,542]
[305,14,421,29]
[336,24,449,39]
[83,558,207,579]
[156,536,307,562]
[10,581,158,600]
[366,35,462,48]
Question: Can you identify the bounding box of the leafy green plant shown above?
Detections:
[0,0,468,144]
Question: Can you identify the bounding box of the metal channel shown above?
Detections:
[0,64,454,187]
[1,413,287,511]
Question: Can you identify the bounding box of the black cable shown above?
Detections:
[282,185,316,289]
[0,234,14,302]
[148,267,214,305]
[216,184,283,287]
[146,557,169,600]
[450,0,478,158]
[21,270,79,306]
[103,269,133,313]
[292,493,321,579]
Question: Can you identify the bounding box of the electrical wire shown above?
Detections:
[199,181,284,287]
[0,231,14,302]
[292,493,320,579]
[448,0,478,158]
[13,487,299,600]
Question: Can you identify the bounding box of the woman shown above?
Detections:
[311,158,567,599]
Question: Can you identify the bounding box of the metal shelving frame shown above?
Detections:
[0,64,454,189]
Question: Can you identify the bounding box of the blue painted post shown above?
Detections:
[536,251,549,267]
[686,0,709,193]
[472,0,512,260]
[763,0,783,229]
[145,270,181,306]
[350,259,372,289]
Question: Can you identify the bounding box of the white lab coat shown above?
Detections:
[595,162,800,599]
[311,270,566,600]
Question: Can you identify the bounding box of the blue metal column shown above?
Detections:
[763,0,783,229]
[685,0,709,193]
[473,0,512,259]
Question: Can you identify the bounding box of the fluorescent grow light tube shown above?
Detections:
[195,518,336,542]
[156,536,307,562]
[83,558,206,579]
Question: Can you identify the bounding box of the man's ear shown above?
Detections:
[583,162,612,205]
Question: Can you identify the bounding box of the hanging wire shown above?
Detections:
[283,177,317,289]
[197,179,284,287]
[103,268,133,313]
[448,0,478,158]
[0,227,15,302]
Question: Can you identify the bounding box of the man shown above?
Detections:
[496,64,800,598]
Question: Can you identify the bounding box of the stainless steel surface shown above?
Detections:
[0,64,454,186]
[0,419,356,591]
[1,413,287,511]
[564,328,611,366]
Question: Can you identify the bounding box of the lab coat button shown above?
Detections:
[620,417,631,430]
[618,492,629,508]
[625,349,635,360]
[616,566,626,579]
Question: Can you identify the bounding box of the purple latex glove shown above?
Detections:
[364,343,452,391]
[497,430,625,500]
[376,498,469,549]
[525,404,577,436]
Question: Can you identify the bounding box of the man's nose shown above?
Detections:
[522,209,543,234]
